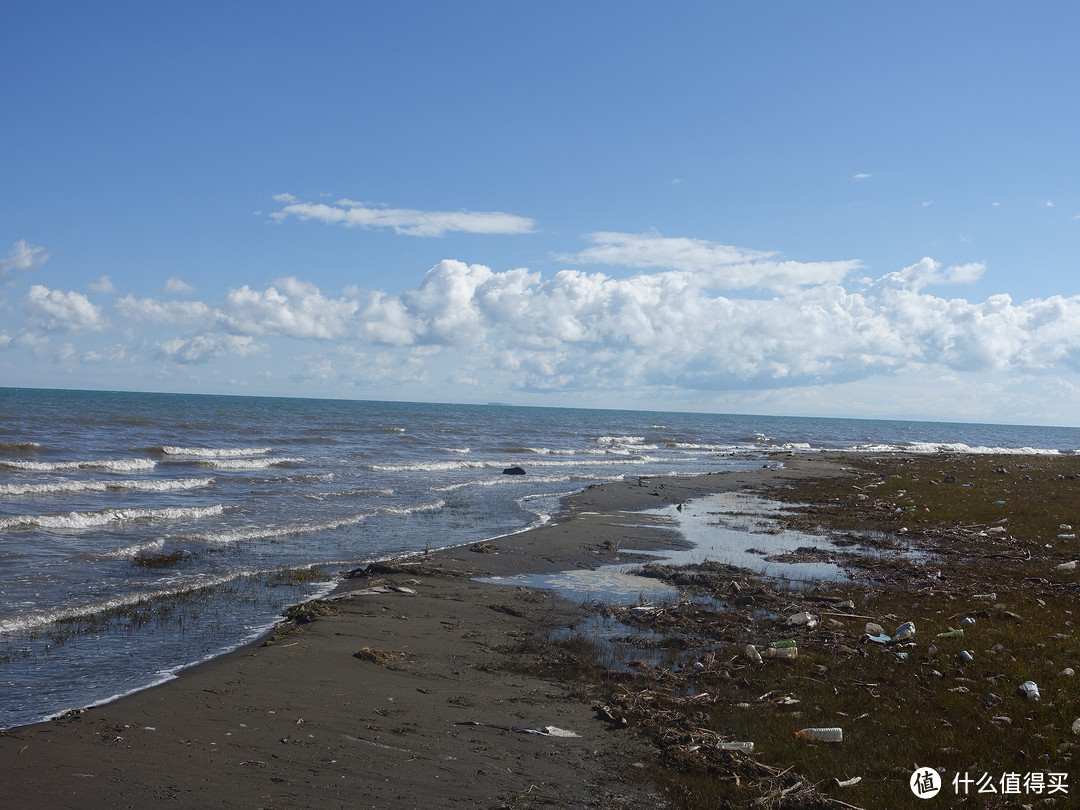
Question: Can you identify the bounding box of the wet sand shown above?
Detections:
[0,455,846,809]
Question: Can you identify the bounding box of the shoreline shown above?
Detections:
[0,455,847,808]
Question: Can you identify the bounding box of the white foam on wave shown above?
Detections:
[185,512,369,545]
[377,498,446,517]
[845,441,1065,455]
[0,458,157,473]
[0,564,339,637]
[102,537,166,559]
[441,447,471,455]
[0,477,214,497]
[0,504,224,531]
[157,446,272,458]
[200,457,303,470]
[368,455,675,473]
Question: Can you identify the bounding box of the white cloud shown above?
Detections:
[76,233,1077,405]
[115,295,214,326]
[272,192,298,203]
[560,231,860,293]
[269,196,536,237]
[165,277,195,294]
[1,240,49,281]
[853,173,873,180]
[21,285,106,331]
[89,276,117,294]
[155,335,265,364]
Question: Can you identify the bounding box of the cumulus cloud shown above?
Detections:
[21,285,107,331]
[89,276,117,294]
[165,277,195,294]
[560,231,861,293]
[155,335,264,364]
[269,196,536,237]
[84,234,1078,401]
[1,240,49,281]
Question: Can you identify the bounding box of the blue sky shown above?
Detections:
[3,2,1079,426]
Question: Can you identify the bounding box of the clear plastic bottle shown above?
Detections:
[744,644,763,665]
[795,727,843,743]
[719,741,755,753]
[1019,681,1041,701]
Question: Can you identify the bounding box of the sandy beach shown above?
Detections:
[0,457,842,809]
[7,449,1078,809]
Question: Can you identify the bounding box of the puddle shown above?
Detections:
[480,568,679,605]
[482,489,930,607]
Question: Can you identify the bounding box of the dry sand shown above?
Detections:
[0,456,845,809]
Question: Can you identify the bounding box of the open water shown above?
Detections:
[1,387,1076,729]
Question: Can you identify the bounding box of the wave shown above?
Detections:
[433,472,611,493]
[0,565,336,636]
[154,446,272,458]
[842,441,1066,455]
[0,458,157,473]
[0,477,214,497]
[199,457,304,470]
[441,447,471,455]
[0,442,40,453]
[183,512,370,545]
[0,504,224,531]
[377,498,446,517]
[367,455,675,473]
[306,487,395,501]
[101,537,167,559]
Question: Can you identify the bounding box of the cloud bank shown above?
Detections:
[5,234,1079,420]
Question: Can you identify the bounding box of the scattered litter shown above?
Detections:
[890,621,916,643]
[959,650,974,663]
[936,630,964,638]
[865,622,885,636]
[866,633,891,644]
[1018,681,1041,701]
[1055,561,1077,571]
[973,592,997,601]
[1073,718,1080,736]
[1063,668,1076,677]
[786,611,818,628]
[456,721,579,738]
[762,646,797,660]
[744,644,763,665]
[834,776,862,788]
[795,727,842,743]
[961,617,976,626]
[719,741,755,753]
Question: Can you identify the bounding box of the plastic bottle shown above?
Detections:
[786,612,818,627]
[936,630,964,638]
[891,621,916,643]
[744,644,763,665]
[1019,681,1041,701]
[719,741,755,753]
[795,727,842,743]
[768,639,798,649]
[763,646,798,659]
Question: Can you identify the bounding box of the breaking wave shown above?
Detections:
[0,477,214,497]
[0,504,224,531]
[0,458,157,473]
